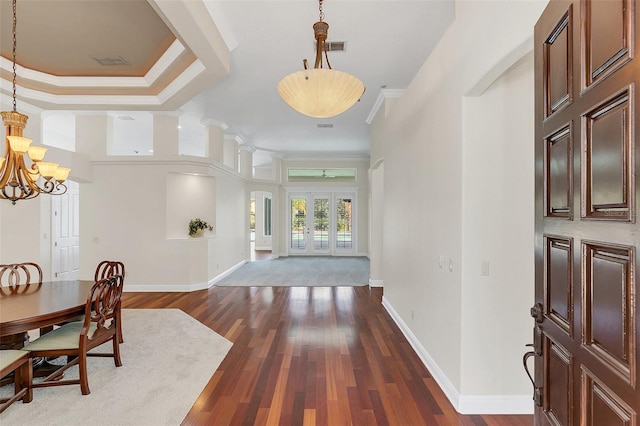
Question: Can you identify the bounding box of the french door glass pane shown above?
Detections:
[336,198,352,249]
[314,198,329,250]
[291,198,306,249]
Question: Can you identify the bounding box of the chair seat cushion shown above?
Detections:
[0,350,29,372]
[22,322,97,351]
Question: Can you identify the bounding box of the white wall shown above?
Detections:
[79,159,247,291]
[460,51,535,400]
[372,0,547,415]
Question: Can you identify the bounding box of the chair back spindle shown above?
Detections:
[0,263,43,293]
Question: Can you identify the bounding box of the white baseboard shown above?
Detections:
[369,279,384,287]
[124,260,247,292]
[254,246,272,251]
[458,395,533,415]
[381,296,533,415]
[211,259,247,285]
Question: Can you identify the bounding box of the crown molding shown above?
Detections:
[365,89,405,124]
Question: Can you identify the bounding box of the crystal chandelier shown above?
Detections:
[277,0,365,118]
[1,0,70,205]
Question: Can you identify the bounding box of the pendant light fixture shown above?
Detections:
[0,0,71,205]
[277,0,365,118]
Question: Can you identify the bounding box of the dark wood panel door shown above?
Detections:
[533,0,639,424]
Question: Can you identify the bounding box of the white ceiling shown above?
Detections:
[0,0,455,167]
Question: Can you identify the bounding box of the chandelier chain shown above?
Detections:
[11,0,17,112]
[318,0,324,22]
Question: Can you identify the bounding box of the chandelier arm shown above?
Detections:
[314,38,324,69]
[15,155,41,194]
[55,181,68,194]
[0,144,14,189]
[41,179,56,194]
[324,49,332,70]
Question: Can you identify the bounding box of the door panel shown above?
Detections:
[583,242,634,385]
[582,0,633,90]
[534,1,639,424]
[543,5,573,118]
[335,196,353,252]
[312,196,330,254]
[290,196,308,253]
[52,180,79,281]
[582,89,633,220]
[544,236,573,335]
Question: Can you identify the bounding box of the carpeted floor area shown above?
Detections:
[0,309,232,426]
[215,256,370,286]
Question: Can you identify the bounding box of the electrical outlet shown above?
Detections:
[438,256,444,268]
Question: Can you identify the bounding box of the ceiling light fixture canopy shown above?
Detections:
[1,0,70,205]
[277,0,365,119]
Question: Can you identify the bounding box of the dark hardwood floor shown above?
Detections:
[123,286,532,425]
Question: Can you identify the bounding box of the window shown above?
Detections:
[287,168,356,182]
[264,196,272,236]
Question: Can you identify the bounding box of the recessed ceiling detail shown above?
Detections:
[0,0,230,111]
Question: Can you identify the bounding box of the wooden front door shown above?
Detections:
[532,0,639,424]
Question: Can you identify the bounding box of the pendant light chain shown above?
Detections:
[11,0,17,112]
[317,0,331,69]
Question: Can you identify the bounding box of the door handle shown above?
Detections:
[522,347,542,407]
[523,324,544,407]
[523,346,535,386]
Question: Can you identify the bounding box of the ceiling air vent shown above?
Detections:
[321,41,346,52]
[317,124,333,128]
[93,56,130,66]
[325,41,345,52]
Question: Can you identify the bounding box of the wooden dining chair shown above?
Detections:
[0,262,42,292]
[0,263,48,335]
[94,260,125,343]
[0,350,33,413]
[21,275,124,395]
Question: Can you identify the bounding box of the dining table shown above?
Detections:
[0,279,94,347]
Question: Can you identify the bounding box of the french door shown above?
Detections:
[531,1,639,424]
[288,192,355,255]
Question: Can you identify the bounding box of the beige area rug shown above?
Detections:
[216,256,370,286]
[0,309,233,426]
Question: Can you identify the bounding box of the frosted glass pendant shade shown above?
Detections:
[54,166,71,182]
[278,68,365,118]
[7,135,32,153]
[27,145,47,161]
[37,161,59,179]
